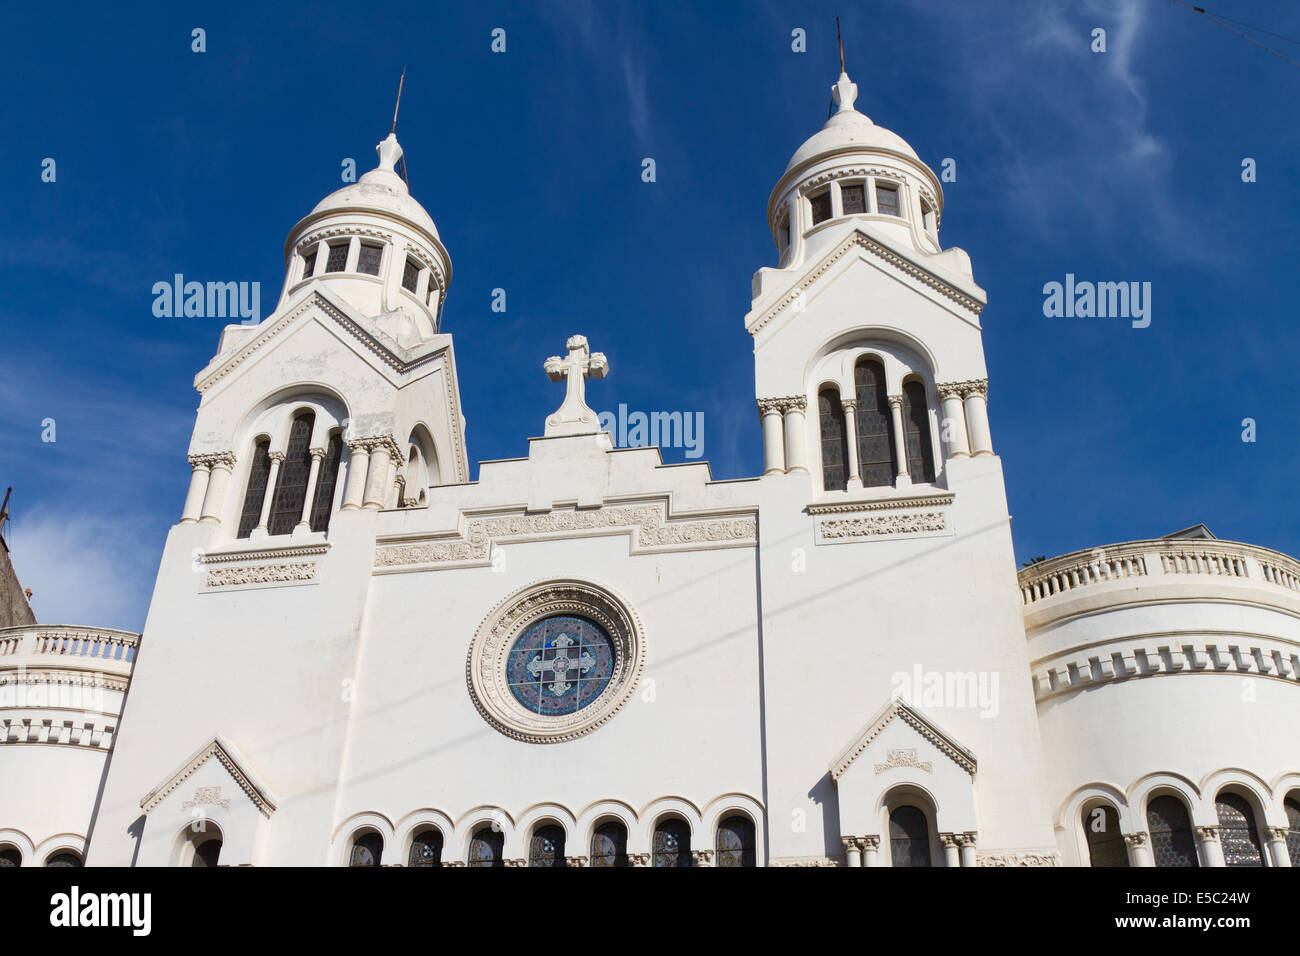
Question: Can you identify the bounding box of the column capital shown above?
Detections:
[756,397,786,416]
[957,833,978,848]
[189,451,236,470]
[564,855,589,867]
[347,434,403,460]
[691,849,715,867]
[267,450,286,463]
[308,446,327,461]
[839,398,859,411]
[841,836,863,852]
[887,394,904,409]
[1264,826,1289,843]
[628,852,651,867]
[936,378,989,401]
[1123,831,1149,847]
[503,858,527,867]
[861,835,881,849]
[1194,826,1221,842]
[940,833,958,849]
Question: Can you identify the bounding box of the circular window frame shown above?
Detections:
[467,579,646,743]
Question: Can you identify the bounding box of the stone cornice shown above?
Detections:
[748,230,984,338]
[199,543,330,565]
[807,492,955,516]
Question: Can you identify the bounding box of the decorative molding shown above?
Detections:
[749,230,984,338]
[374,499,757,573]
[181,786,231,811]
[830,697,977,780]
[465,579,647,745]
[199,543,330,565]
[296,226,393,251]
[0,716,117,749]
[976,852,1059,867]
[874,748,933,775]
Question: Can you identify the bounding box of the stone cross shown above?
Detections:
[526,633,596,696]
[543,334,608,436]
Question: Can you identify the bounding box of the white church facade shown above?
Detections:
[2,70,1299,868]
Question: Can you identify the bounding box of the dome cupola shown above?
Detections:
[768,71,945,269]
[277,133,452,345]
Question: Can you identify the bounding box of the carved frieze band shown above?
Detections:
[198,543,328,590]
[812,493,955,545]
[374,501,757,572]
[976,852,1060,867]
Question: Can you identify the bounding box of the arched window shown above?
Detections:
[1215,793,1264,867]
[853,358,897,487]
[192,838,221,868]
[408,828,443,867]
[269,412,315,535]
[1285,796,1300,867]
[0,847,20,867]
[652,818,692,868]
[590,821,628,867]
[349,831,382,867]
[1083,804,1128,867]
[45,851,83,867]
[900,380,936,483]
[468,827,504,868]
[237,438,272,538]
[309,432,344,532]
[888,805,931,867]
[818,388,849,492]
[715,815,756,867]
[1147,796,1198,867]
[529,825,566,867]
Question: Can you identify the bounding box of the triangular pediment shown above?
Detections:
[747,227,987,339]
[194,287,451,394]
[830,697,977,781]
[140,735,277,817]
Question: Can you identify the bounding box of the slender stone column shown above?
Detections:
[887,395,911,487]
[295,448,326,532]
[962,380,993,455]
[342,440,370,511]
[254,452,285,535]
[1265,828,1292,867]
[840,399,862,490]
[940,834,960,868]
[363,446,391,510]
[861,835,880,867]
[199,453,236,523]
[957,833,978,868]
[782,396,809,474]
[1124,832,1154,867]
[1196,826,1225,867]
[936,384,971,458]
[181,458,212,523]
[757,399,787,475]
[842,837,862,868]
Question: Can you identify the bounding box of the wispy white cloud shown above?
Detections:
[7,508,161,633]
[911,0,1210,261]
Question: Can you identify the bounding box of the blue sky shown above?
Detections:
[1,0,1297,631]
